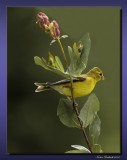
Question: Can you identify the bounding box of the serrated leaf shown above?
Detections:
[92,144,103,153]
[55,56,64,72]
[75,32,91,74]
[89,114,101,145]
[61,35,68,39]
[34,56,50,70]
[71,145,90,153]
[79,93,100,128]
[57,98,80,128]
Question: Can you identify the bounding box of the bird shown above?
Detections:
[34,67,104,98]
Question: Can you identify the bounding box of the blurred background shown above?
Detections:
[7,7,120,154]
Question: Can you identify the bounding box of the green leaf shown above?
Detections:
[50,68,69,78]
[48,52,56,67]
[89,114,101,145]
[71,145,90,153]
[75,32,91,74]
[73,42,78,55]
[68,46,77,75]
[34,56,69,78]
[77,41,84,54]
[65,150,89,154]
[61,35,68,39]
[50,39,56,46]
[46,64,69,78]
[92,144,103,153]
[57,98,80,128]
[68,46,74,73]
[79,93,100,128]
[55,56,64,72]
[66,145,90,153]
[73,41,84,56]
[34,56,50,70]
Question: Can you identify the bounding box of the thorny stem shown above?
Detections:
[57,37,92,153]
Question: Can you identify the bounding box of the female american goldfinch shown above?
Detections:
[34,67,104,98]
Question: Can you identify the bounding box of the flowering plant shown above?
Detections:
[36,12,60,39]
[34,12,102,153]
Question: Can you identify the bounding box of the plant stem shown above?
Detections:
[57,37,92,153]
[57,37,68,69]
[72,99,92,153]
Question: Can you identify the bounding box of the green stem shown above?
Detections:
[57,37,68,69]
[57,37,92,153]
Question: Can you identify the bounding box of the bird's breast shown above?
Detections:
[72,77,96,97]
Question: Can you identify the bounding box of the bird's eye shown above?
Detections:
[99,73,102,76]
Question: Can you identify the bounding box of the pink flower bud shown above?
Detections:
[49,20,60,39]
[37,12,49,21]
[36,12,50,29]
[42,16,50,26]
[36,12,61,39]
[52,20,59,28]
[55,28,60,37]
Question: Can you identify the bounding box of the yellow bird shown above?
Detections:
[34,67,104,98]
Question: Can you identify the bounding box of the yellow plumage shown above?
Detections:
[34,67,104,98]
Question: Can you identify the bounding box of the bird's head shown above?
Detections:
[87,67,104,82]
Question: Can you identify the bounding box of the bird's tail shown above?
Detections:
[34,82,51,92]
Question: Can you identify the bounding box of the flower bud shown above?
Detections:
[52,20,59,28]
[36,12,50,30]
[36,12,61,39]
[49,20,60,39]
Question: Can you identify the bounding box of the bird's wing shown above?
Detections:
[51,76,86,86]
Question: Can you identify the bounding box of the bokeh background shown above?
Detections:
[7,7,120,154]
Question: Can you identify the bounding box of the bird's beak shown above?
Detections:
[101,75,105,80]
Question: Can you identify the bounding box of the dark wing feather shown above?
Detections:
[51,77,86,86]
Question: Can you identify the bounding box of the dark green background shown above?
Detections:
[7,7,120,154]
